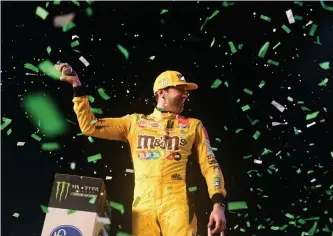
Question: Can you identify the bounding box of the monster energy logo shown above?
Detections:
[55,181,71,202]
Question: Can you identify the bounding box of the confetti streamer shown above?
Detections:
[319,62,330,70]
[38,60,61,80]
[228,41,237,54]
[286,9,295,24]
[117,44,129,60]
[24,63,39,73]
[79,56,90,67]
[258,41,270,58]
[87,153,102,163]
[260,14,271,22]
[110,201,125,214]
[23,93,68,136]
[211,79,222,88]
[35,6,49,20]
[41,142,60,151]
[228,201,248,211]
[97,88,111,100]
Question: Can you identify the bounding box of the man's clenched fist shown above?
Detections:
[54,63,81,87]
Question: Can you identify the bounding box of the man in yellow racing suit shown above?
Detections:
[56,64,227,236]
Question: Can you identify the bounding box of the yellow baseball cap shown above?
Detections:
[153,70,198,93]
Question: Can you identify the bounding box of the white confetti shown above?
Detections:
[125,169,134,173]
[306,121,316,128]
[70,162,76,170]
[254,159,262,164]
[53,13,75,27]
[276,150,281,156]
[310,178,316,183]
[17,142,25,146]
[273,42,281,50]
[96,216,111,225]
[271,100,285,112]
[149,56,155,60]
[79,56,90,67]
[286,9,295,24]
[72,35,80,40]
[105,176,112,180]
[305,21,313,26]
[272,122,283,126]
[210,37,215,47]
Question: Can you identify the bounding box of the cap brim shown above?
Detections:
[185,82,198,90]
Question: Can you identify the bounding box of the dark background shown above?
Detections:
[1,1,333,235]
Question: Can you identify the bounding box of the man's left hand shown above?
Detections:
[208,203,227,235]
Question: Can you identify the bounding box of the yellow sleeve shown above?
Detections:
[194,121,227,199]
[73,96,132,141]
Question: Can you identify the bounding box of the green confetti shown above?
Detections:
[253,131,261,140]
[91,108,103,114]
[200,17,209,31]
[62,21,76,32]
[285,213,295,219]
[77,133,83,136]
[318,78,328,86]
[71,0,80,6]
[224,81,229,87]
[294,15,303,20]
[224,126,228,131]
[46,46,51,55]
[208,10,219,20]
[243,88,253,95]
[88,153,102,163]
[306,111,320,120]
[319,61,330,70]
[7,128,12,135]
[330,152,333,158]
[46,2,49,8]
[211,79,222,89]
[17,142,25,146]
[267,59,279,66]
[71,40,80,48]
[160,9,168,14]
[287,96,294,102]
[89,196,97,204]
[117,44,129,60]
[251,119,259,125]
[259,80,266,88]
[24,63,39,73]
[243,155,253,159]
[31,133,42,141]
[320,0,333,11]
[258,41,270,58]
[294,1,303,6]
[38,60,61,79]
[300,106,311,111]
[23,93,68,136]
[222,1,235,7]
[215,138,221,143]
[13,213,20,218]
[86,7,94,17]
[260,14,271,22]
[308,221,317,236]
[228,201,248,211]
[235,129,243,133]
[241,105,250,112]
[210,147,218,151]
[271,226,280,230]
[228,41,237,54]
[41,142,60,151]
[98,88,111,100]
[116,232,132,236]
[40,205,48,213]
[53,0,60,5]
[261,148,273,156]
[35,6,49,20]
[314,36,321,45]
[88,136,94,143]
[90,119,98,124]
[67,209,77,215]
[296,168,301,174]
[282,24,291,34]
[110,201,125,214]
[238,44,243,50]
[88,95,95,103]
[309,24,318,36]
[1,117,12,130]
[188,186,198,192]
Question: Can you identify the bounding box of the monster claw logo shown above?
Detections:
[55,181,71,202]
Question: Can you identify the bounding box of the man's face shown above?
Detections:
[162,85,189,113]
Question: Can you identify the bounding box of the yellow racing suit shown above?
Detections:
[72,88,227,236]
